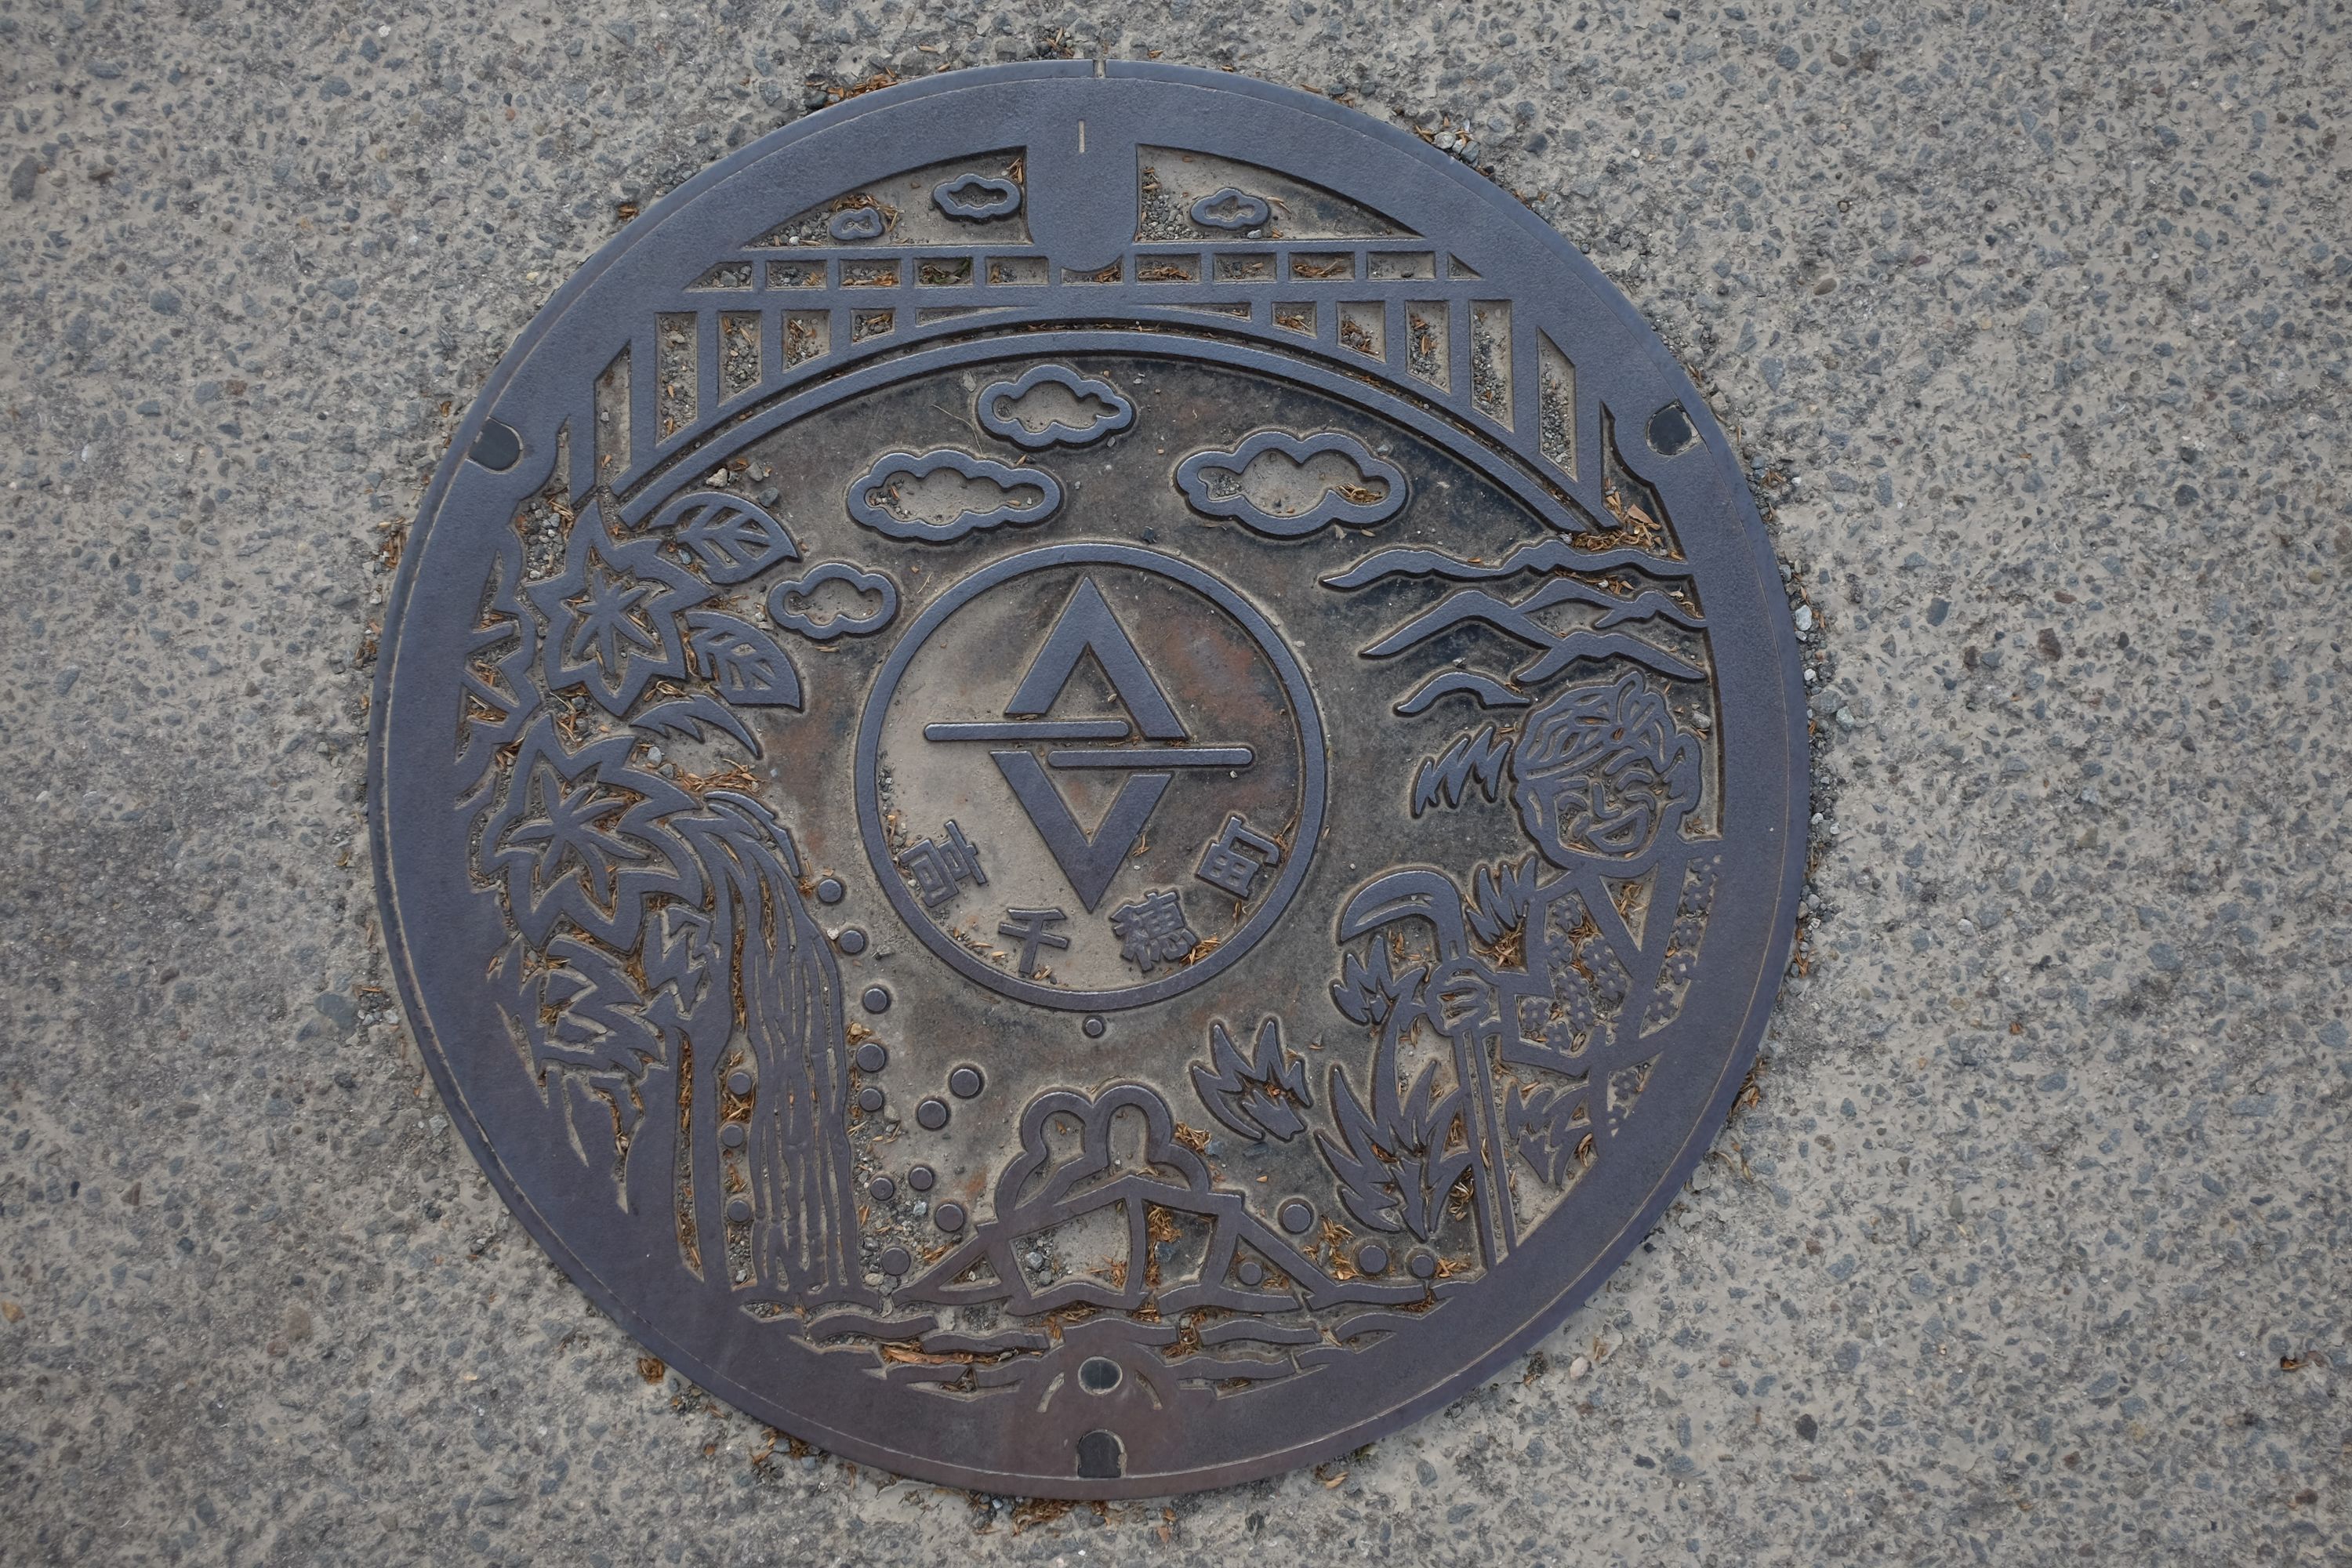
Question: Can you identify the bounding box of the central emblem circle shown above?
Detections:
[856,543,1327,1010]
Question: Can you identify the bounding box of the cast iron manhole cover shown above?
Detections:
[371,63,1806,1497]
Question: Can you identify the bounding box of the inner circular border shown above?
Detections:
[855,542,1329,1011]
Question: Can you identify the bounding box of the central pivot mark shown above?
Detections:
[924,576,1254,911]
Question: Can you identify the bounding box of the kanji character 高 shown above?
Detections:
[898,819,986,910]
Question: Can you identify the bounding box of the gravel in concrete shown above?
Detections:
[2,2,2347,1563]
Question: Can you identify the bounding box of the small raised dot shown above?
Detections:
[815,876,846,905]
[1278,1200,1315,1235]
[855,1040,887,1073]
[727,1069,754,1097]
[862,985,891,1014]
[868,1175,897,1203]
[916,1098,949,1131]
[934,1202,967,1232]
[879,1245,911,1276]
[948,1065,984,1099]
[1408,1250,1439,1280]
[1355,1243,1389,1276]
[907,1165,935,1192]
[1236,1259,1266,1287]
[834,927,867,955]
[1081,1016,1106,1039]
[856,1087,886,1114]
[719,1123,746,1150]
[727,1197,753,1223]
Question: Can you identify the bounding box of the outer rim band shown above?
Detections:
[368,62,1808,1497]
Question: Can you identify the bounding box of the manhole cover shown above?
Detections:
[371,63,1806,1497]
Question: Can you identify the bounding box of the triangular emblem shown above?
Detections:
[1003,577,1185,739]
[921,575,1254,913]
[992,579,1186,912]
[989,753,1171,913]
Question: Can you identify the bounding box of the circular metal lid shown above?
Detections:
[370,62,1806,1498]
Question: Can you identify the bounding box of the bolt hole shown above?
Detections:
[1075,1428,1123,1479]
[1646,401,1696,457]
[1077,1356,1123,1394]
[469,418,521,470]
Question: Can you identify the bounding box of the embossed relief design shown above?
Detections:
[453,330,1724,1394]
[397,82,1788,1487]
[754,150,1033,249]
[465,463,881,1307]
[799,349,1719,1396]
[1136,147,1408,241]
[1326,667,1722,1262]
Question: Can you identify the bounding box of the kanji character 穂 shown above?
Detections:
[1109,888,1196,975]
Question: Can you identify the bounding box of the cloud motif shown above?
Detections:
[1174,430,1408,539]
[1190,187,1271,231]
[765,561,899,642]
[975,365,1136,450]
[846,449,1062,543]
[934,172,1022,222]
[827,205,887,241]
